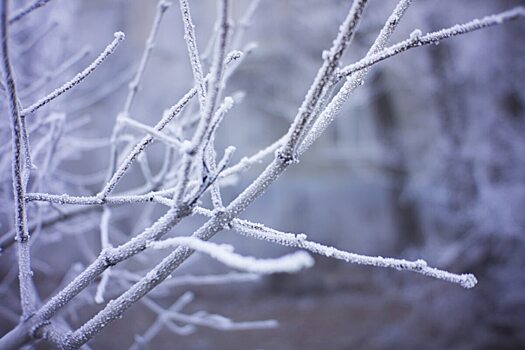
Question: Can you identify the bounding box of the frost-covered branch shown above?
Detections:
[94,208,112,304]
[193,207,477,288]
[0,0,35,316]
[25,192,170,206]
[20,32,125,117]
[220,135,284,179]
[299,0,412,154]
[121,117,183,149]
[129,293,196,349]
[123,0,171,115]
[204,96,235,207]
[172,0,231,207]
[167,310,278,332]
[178,0,207,111]
[103,0,170,194]
[149,236,314,274]
[279,0,369,162]
[119,271,260,287]
[99,88,195,199]
[337,7,525,79]
[99,50,242,199]
[231,219,477,288]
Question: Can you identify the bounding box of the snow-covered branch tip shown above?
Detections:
[148,237,314,274]
[20,31,125,117]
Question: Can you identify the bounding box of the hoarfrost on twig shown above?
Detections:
[21,32,125,117]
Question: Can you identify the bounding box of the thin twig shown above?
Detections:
[20,32,125,117]
[121,117,183,149]
[337,7,525,79]
[149,236,314,274]
[278,0,369,162]
[98,50,242,199]
[178,0,207,111]
[172,0,231,207]
[300,0,413,154]
[231,218,477,288]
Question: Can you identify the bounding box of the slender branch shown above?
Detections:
[337,7,525,79]
[20,32,125,117]
[94,208,112,304]
[300,0,413,154]
[172,0,231,207]
[98,50,242,199]
[178,0,207,111]
[129,293,196,349]
[0,0,35,316]
[130,291,275,349]
[220,136,284,178]
[121,117,183,149]
[99,88,195,199]
[103,0,170,192]
[229,217,477,288]
[278,0,369,162]
[28,150,232,333]
[149,236,314,274]
[123,0,171,115]
[25,192,174,207]
[204,97,235,207]
[161,309,277,331]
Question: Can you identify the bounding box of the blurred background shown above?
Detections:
[1,0,524,349]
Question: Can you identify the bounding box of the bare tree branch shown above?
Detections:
[0,0,35,316]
